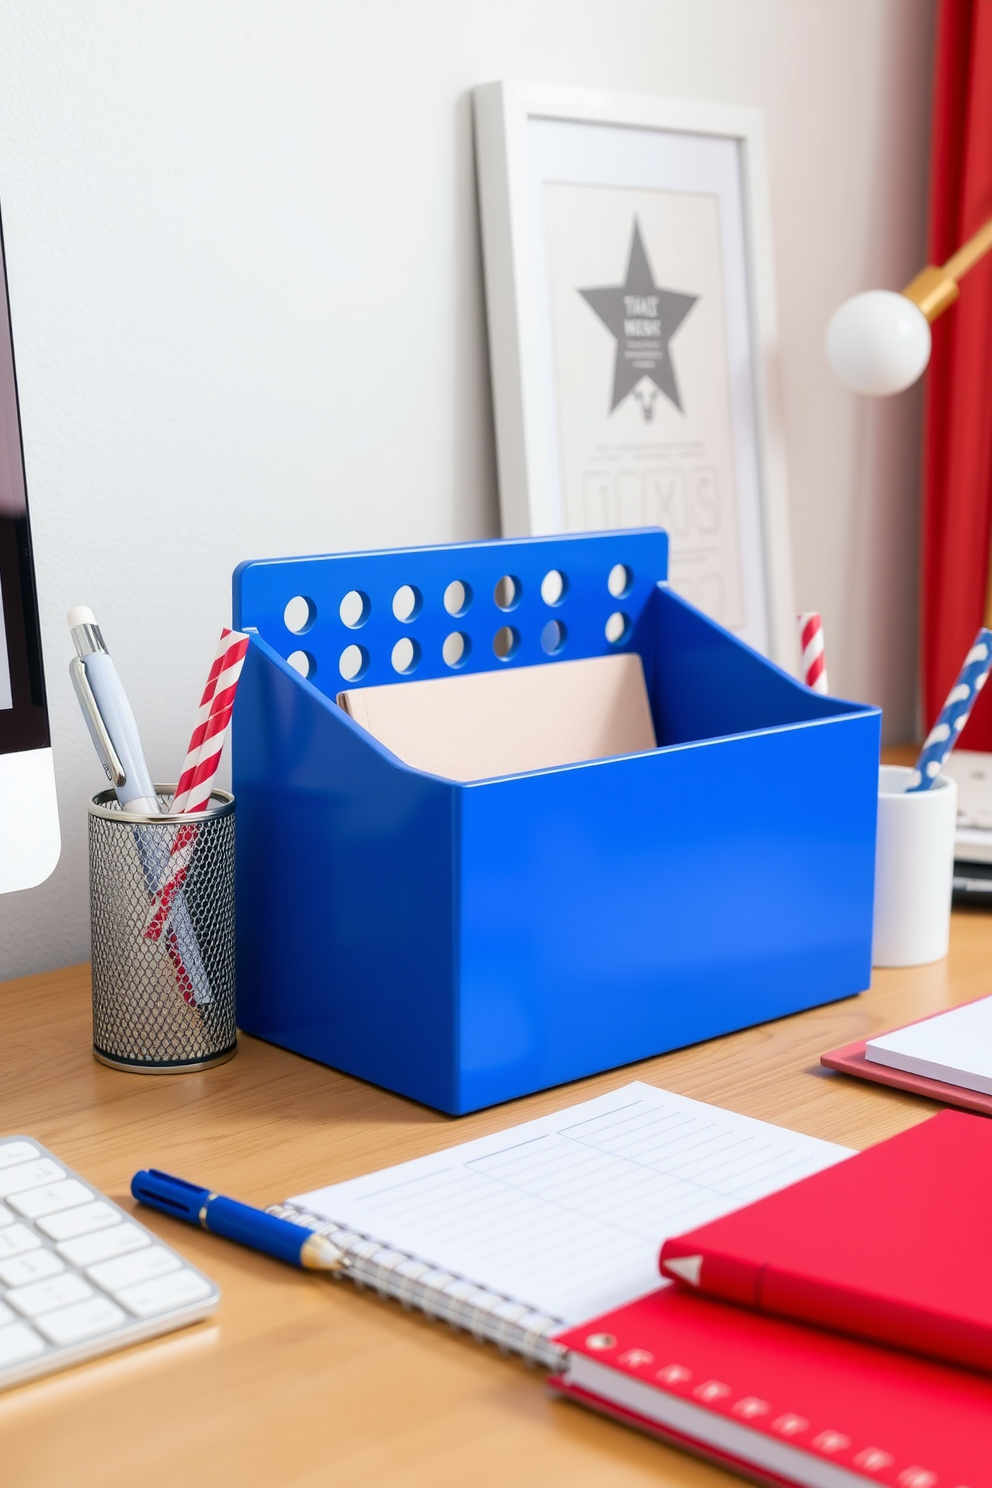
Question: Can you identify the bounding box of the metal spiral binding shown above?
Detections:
[268,1204,568,1369]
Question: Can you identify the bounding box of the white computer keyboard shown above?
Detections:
[0,1136,219,1390]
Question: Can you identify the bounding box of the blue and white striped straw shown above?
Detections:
[908,626,992,792]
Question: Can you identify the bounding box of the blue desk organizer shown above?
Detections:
[232,530,880,1115]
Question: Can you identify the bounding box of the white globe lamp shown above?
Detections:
[826,292,931,396]
[825,217,992,396]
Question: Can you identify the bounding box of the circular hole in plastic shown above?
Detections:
[338,643,368,682]
[493,625,520,661]
[284,595,316,635]
[605,612,631,645]
[442,631,470,668]
[392,584,422,623]
[607,563,633,599]
[494,575,521,611]
[339,590,371,629]
[540,569,567,606]
[391,636,421,675]
[443,579,472,617]
[541,619,567,655]
[288,649,316,679]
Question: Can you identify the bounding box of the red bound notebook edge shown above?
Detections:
[656,1110,992,1373]
[551,1287,992,1488]
[656,1247,986,1370]
[550,1377,790,1488]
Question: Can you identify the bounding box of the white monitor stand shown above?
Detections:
[0,208,60,892]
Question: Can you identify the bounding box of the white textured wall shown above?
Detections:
[0,0,933,977]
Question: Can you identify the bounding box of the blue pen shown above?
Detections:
[131,1169,344,1271]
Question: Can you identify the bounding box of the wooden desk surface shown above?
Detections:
[2,916,989,1484]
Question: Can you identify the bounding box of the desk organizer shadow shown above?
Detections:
[232,531,880,1115]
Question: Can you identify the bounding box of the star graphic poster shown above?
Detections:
[543,182,746,631]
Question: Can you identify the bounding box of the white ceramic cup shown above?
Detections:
[872,764,957,967]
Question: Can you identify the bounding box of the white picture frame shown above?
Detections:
[473,81,795,667]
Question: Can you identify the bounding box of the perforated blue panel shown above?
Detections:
[233,529,668,693]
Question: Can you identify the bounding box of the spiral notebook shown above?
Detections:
[270,1082,849,1366]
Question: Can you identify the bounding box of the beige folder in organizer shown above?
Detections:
[337,652,657,782]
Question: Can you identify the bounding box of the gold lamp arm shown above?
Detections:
[902,216,992,322]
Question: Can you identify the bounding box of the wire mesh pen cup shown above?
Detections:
[89,786,237,1072]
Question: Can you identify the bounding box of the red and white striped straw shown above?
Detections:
[798,612,828,694]
[144,820,199,945]
[144,628,250,950]
[171,628,250,813]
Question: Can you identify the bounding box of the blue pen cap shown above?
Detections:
[131,1169,210,1224]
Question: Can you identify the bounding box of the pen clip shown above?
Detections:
[69,655,127,788]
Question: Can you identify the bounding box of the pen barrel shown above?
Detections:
[82,651,158,810]
[203,1195,308,1266]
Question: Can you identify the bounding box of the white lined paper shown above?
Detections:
[291,1082,850,1325]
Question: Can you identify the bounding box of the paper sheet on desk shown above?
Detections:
[866,995,992,1096]
[290,1082,851,1326]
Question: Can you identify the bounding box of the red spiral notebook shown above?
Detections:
[551,1287,992,1488]
[657,1109,992,1372]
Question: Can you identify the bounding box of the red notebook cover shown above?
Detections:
[551,1287,992,1488]
[657,1109,992,1372]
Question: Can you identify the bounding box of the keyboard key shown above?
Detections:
[116,1268,212,1318]
[89,1246,179,1294]
[37,1201,120,1242]
[58,1225,149,1269]
[0,1139,219,1390]
[0,1143,40,1171]
[0,1224,41,1261]
[0,1249,64,1288]
[8,1180,92,1220]
[7,1272,93,1318]
[0,1159,64,1199]
[0,1321,45,1365]
[34,1296,125,1348]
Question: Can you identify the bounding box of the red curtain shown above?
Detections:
[922,0,992,743]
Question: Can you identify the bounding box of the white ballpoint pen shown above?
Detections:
[67,606,160,816]
[67,605,214,1006]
